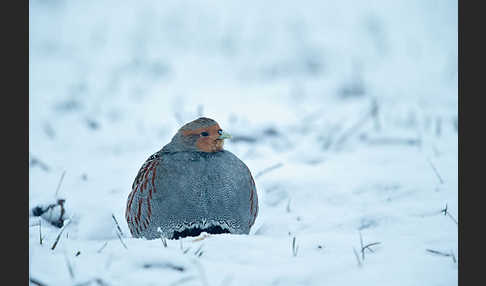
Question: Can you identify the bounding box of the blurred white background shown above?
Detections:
[29,1,457,285]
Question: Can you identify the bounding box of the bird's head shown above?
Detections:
[166,117,232,153]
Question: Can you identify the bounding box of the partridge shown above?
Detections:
[125,117,259,239]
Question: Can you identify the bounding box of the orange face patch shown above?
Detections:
[182,124,225,152]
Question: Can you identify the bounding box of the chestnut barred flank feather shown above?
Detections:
[125,154,160,236]
[125,117,259,239]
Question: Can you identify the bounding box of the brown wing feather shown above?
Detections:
[125,153,160,237]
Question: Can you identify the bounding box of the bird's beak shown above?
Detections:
[218,131,232,140]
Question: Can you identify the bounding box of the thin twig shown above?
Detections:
[55,171,67,197]
[29,277,47,286]
[116,231,128,250]
[29,153,50,172]
[451,251,457,263]
[362,242,381,253]
[292,236,299,257]
[359,232,364,260]
[97,241,108,253]
[427,158,444,184]
[447,212,458,225]
[255,163,284,179]
[51,219,71,250]
[194,244,204,257]
[426,248,457,263]
[353,248,362,267]
[426,249,451,256]
[143,262,185,272]
[111,214,125,237]
[65,253,75,279]
[359,231,381,261]
[157,227,168,247]
[441,204,458,225]
[183,247,192,254]
[39,218,43,245]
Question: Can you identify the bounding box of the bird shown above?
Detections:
[125,117,259,240]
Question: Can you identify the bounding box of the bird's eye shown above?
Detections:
[218,129,223,135]
[201,131,209,137]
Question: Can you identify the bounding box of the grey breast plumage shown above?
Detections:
[125,150,259,239]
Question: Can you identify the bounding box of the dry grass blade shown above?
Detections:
[29,277,48,286]
[51,219,71,250]
[157,227,168,247]
[426,249,457,263]
[183,247,192,254]
[353,247,362,267]
[97,241,108,253]
[451,251,457,263]
[29,153,50,172]
[441,204,458,225]
[426,158,444,184]
[116,230,128,249]
[446,212,458,225]
[194,244,204,257]
[286,198,291,213]
[362,242,381,253]
[55,171,67,197]
[39,218,43,245]
[161,235,168,248]
[359,232,364,260]
[111,214,125,237]
[291,236,299,257]
[143,262,185,272]
[426,249,452,257]
[65,253,75,279]
[359,231,381,260]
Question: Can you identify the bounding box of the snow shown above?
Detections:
[29,0,457,285]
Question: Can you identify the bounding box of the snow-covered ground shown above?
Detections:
[29,0,458,285]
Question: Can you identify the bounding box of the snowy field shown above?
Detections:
[29,0,458,285]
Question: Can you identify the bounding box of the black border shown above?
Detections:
[459,0,481,285]
[19,0,466,285]
[3,0,29,284]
